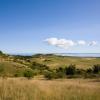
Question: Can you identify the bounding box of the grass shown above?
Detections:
[31,55,100,69]
[0,61,31,77]
[0,78,100,100]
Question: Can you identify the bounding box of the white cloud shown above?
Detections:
[45,38,58,46]
[89,41,97,46]
[44,38,98,49]
[44,38,75,49]
[77,40,86,45]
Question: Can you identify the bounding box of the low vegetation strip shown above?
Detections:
[0,51,100,79]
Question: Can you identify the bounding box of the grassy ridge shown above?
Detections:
[0,53,100,77]
[0,78,100,100]
[0,61,32,77]
[31,55,100,69]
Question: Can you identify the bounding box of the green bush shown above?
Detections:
[65,64,76,75]
[56,67,66,78]
[86,68,93,74]
[30,62,49,70]
[0,51,3,55]
[44,70,53,80]
[24,69,34,79]
[92,64,100,74]
[44,70,59,80]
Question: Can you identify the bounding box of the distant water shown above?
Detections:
[12,53,100,57]
[55,53,100,57]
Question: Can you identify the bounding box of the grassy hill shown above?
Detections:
[0,61,30,77]
[0,51,32,77]
[0,52,100,77]
[30,54,100,69]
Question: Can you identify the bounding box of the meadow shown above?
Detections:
[0,52,100,100]
[0,78,100,100]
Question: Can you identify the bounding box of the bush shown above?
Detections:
[44,70,53,80]
[56,67,66,78]
[44,70,59,80]
[65,64,76,75]
[86,68,93,74]
[24,69,34,79]
[93,64,100,74]
[30,62,49,70]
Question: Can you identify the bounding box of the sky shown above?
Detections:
[0,0,100,54]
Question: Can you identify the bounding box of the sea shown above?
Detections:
[13,53,100,57]
[55,53,100,57]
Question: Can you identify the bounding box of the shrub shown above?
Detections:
[44,70,59,80]
[92,64,100,74]
[65,64,76,75]
[0,51,3,55]
[86,68,93,74]
[56,67,66,78]
[24,69,34,79]
[30,62,49,70]
[44,70,53,80]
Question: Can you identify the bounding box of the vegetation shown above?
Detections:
[0,78,100,100]
[0,51,100,99]
[0,51,100,79]
[23,69,34,79]
[44,64,100,79]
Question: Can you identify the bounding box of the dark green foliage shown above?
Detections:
[44,70,54,80]
[24,69,34,79]
[44,70,60,80]
[56,67,66,78]
[92,64,100,74]
[31,62,49,70]
[30,62,49,74]
[0,51,3,55]
[14,55,32,60]
[86,68,93,74]
[76,69,84,74]
[65,64,76,75]
[0,51,6,56]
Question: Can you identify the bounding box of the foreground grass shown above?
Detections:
[0,78,100,100]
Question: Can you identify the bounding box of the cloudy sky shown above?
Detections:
[0,0,100,54]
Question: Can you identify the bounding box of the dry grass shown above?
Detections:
[0,78,100,100]
[31,56,100,69]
